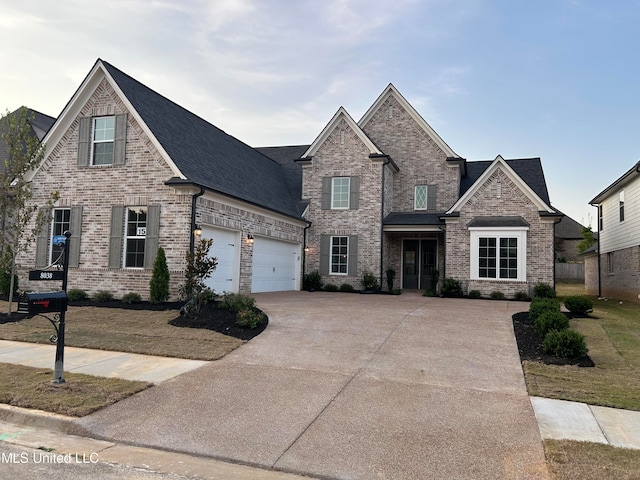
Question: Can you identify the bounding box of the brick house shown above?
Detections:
[585,161,640,302]
[20,60,560,299]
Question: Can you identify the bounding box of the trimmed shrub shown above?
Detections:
[468,290,481,299]
[121,292,142,304]
[93,290,114,302]
[529,297,561,321]
[362,270,380,291]
[514,291,530,301]
[564,295,593,315]
[534,310,570,336]
[304,270,323,291]
[385,268,396,291]
[67,288,88,301]
[324,284,339,292]
[236,308,265,329]
[339,283,354,293]
[533,282,556,299]
[543,329,588,358]
[219,292,256,312]
[149,247,170,304]
[391,288,402,295]
[490,291,505,300]
[441,278,463,297]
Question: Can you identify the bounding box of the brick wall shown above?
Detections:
[598,246,640,302]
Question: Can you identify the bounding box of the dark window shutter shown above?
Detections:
[321,177,331,210]
[348,235,358,276]
[109,206,124,268]
[319,234,330,275]
[35,207,51,268]
[143,205,160,269]
[77,117,91,166]
[349,176,360,210]
[68,206,83,268]
[427,185,438,210]
[114,114,127,165]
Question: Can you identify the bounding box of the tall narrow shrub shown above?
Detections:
[150,247,170,303]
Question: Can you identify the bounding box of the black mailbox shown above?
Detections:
[25,291,68,314]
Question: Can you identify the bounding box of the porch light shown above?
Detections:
[193,225,202,236]
[247,234,254,244]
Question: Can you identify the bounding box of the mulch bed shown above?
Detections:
[512,311,594,367]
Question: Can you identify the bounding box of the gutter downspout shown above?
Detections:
[380,158,391,290]
[190,187,205,254]
[552,215,563,290]
[302,223,310,289]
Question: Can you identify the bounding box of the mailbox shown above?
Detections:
[25,291,68,314]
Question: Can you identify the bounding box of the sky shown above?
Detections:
[1,0,639,227]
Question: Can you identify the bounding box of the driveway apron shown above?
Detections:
[73,292,549,480]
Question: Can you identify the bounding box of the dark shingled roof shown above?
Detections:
[1,108,55,175]
[554,214,590,240]
[467,216,530,228]
[460,158,551,205]
[383,212,445,226]
[101,60,303,220]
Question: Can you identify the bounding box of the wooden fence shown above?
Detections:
[555,262,585,282]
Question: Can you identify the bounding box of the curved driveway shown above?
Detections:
[74,291,549,480]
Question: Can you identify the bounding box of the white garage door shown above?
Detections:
[201,226,240,294]
[251,237,299,293]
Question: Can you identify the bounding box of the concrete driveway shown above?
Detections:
[73,291,549,480]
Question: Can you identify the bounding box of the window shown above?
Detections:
[414,185,437,210]
[331,177,350,209]
[619,190,625,222]
[470,229,527,281]
[124,207,147,268]
[49,208,70,265]
[607,252,614,274]
[92,116,115,165]
[330,236,348,274]
[598,205,603,231]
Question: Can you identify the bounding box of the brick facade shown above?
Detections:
[589,247,640,302]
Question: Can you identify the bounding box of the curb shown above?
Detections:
[0,404,76,433]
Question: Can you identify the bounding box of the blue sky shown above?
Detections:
[1,0,638,227]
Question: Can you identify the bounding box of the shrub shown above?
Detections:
[324,284,339,292]
[304,270,323,291]
[179,238,218,317]
[441,277,463,297]
[236,308,265,329]
[529,297,561,321]
[543,329,588,358]
[534,310,570,336]
[122,292,142,304]
[490,291,505,300]
[362,270,380,291]
[93,290,114,302]
[219,292,256,312]
[514,291,530,301]
[533,282,556,299]
[339,283,354,292]
[0,270,18,295]
[564,295,593,315]
[391,288,402,295]
[67,288,88,301]
[468,290,481,299]
[149,247,170,304]
[385,268,396,291]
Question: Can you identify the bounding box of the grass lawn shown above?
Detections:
[522,283,640,411]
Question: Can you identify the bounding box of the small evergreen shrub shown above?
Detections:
[324,284,339,292]
[362,270,380,291]
[339,283,354,292]
[121,292,142,304]
[441,277,463,297]
[534,310,570,336]
[93,290,114,302]
[149,247,170,304]
[236,308,265,329]
[422,289,434,297]
[391,288,402,295]
[0,270,18,295]
[219,292,256,312]
[563,295,593,315]
[304,270,323,291]
[533,282,556,299]
[67,288,88,301]
[529,297,561,321]
[543,329,588,359]
[514,291,530,301]
[468,290,481,299]
[490,291,505,300]
[386,268,396,291]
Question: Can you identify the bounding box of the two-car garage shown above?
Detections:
[202,226,300,294]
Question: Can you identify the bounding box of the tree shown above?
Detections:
[0,108,51,313]
[576,226,596,254]
[149,246,170,303]
[178,238,217,317]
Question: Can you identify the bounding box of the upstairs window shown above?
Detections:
[598,205,603,231]
[414,185,437,210]
[619,190,625,222]
[92,116,115,165]
[331,177,350,209]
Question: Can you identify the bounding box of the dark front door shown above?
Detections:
[403,239,437,290]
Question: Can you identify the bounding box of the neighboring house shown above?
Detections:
[19,60,561,299]
[585,161,640,302]
[554,214,594,262]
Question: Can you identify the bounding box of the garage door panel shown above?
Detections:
[252,237,299,293]
[202,226,239,294]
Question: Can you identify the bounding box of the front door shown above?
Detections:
[402,239,437,290]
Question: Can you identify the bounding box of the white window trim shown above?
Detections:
[469,228,528,282]
[123,206,147,269]
[331,177,350,210]
[91,116,115,166]
[619,190,625,222]
[330,235,349,275]
[414,185,427,210]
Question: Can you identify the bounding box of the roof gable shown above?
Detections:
[590,161,640,205]
[359,84,458,158]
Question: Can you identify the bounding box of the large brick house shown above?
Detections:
[20,60,560,299]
